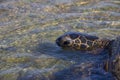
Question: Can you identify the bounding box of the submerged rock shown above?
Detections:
[17,68,46,80]
[0,67,47,80]
[51,62,115,80]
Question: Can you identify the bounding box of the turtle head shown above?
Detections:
[56,32,80,49]
[56,34,73,48]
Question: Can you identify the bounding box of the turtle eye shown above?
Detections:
[63,41,70,45]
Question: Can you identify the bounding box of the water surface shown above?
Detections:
[0,0,120,80]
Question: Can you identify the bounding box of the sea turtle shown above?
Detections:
[56,32,120,80]
[56,32,113,52]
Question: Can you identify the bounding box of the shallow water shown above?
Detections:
[0,0,120,80]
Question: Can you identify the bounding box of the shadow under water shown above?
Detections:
[35,42,109,63]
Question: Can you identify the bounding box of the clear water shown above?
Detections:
[0,0,120,80]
